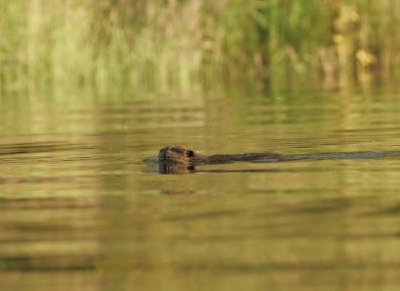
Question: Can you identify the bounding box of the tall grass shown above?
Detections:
[0,0,399,93]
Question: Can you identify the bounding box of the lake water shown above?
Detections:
[1,87,400,290]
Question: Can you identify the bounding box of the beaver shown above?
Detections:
[158,145,400,167]
[158,146,287,165]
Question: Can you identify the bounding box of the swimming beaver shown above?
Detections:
[158,146,400,166]
[158,146,288,165]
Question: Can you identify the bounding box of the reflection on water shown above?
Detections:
[1,89,400,290]
[0,196,99,271]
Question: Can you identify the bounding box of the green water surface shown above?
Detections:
[1,88,400,290]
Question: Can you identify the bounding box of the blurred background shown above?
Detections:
[1,0,400,93]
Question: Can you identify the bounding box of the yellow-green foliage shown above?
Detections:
[0,0,399,92]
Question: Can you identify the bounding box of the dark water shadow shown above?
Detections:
[365,204,400,217]
[0,141,93,157]
[0,255,96,272]
[0,196,101,272]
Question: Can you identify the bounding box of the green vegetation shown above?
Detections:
[1,0,400,93]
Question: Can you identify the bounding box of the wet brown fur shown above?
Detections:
[158,146,283,165]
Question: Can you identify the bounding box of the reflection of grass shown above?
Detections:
[0,0,399,92]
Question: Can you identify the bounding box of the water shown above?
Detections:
[1,88,400,290]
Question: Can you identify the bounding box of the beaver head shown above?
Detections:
[158,146,202,164]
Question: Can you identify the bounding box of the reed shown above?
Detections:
[0,0,399,93]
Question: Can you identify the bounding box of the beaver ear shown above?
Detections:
[185,150,194,157]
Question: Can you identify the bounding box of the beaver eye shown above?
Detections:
[186,150,194,157]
